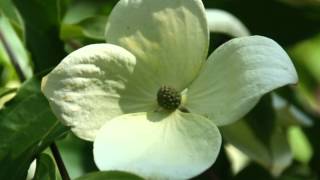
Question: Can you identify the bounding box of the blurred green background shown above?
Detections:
[0,0,320,179]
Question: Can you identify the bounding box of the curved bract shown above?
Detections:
[186,36,298,126]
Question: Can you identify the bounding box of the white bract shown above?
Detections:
[41,0,298,179]
[206,9,250,37]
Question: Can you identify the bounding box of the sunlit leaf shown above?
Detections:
[0,0,23,34]
[0,15,33,79]
[0,33,19,85]
[289,33,320,112]
[0,87,16,99]
[288,126,313,164]
[0,87,17,108]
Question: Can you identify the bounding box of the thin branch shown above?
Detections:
[0,30,26,82]
[50,143,71,180]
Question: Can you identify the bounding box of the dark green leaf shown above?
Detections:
[208,33,233,54]
[13,0,66,73]
[246,95,275,145]
[276,86,320,178]
[203,0,320,46]
[33,153,56,180]
[304,117,320,178]
[57,133,97,178]
[75,171,143,180]
[0,77,69,180]
[192,146,232,180]
[61,16,107,41]
[287,34,320,111]
[222,95,292,176]
[234,162,273,180]
[63,0,117,24]
[278,161,318,180]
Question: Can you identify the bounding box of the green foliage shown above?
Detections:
[61,16,108,41]
[0,87,16,98]
[0,0,23,34]
[222,95,292,176]
[13,0,66,73]
[0,77,68,180]
[74,171,143,180]
[33,153,57,180]
[63,0,117,24]
[0,15,33,79]
[60,0,118,46]
[57,133,97,178]
[204,0,320,46]
[0,0,320,179]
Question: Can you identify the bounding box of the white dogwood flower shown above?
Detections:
[41,0,298,179]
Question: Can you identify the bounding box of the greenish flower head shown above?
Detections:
[157,86,181,110]
[41,0,298,179]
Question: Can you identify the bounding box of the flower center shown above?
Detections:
[157,85,181,110]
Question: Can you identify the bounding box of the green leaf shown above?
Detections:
[0,76,69,180]
[272,94,313,127]
[222,95,293,176]
[61,16,107,41]
[63,0,117,24]
[75,171,143,180]
[276,86,320,176]
[33,153,56,180]
[0,87,17,108]
[0,32,19,85]
[234,162,273,180]
[290,34,320,82]
[279,163,318,180]
[288,126,313,164]
[203,0,320,46]
[192,147,232,180]
[0,15,33,79]
[0,87,16,99]
[13,0,66,73]
[0,0,23,33]
[57,133,97,179]
[288,34,320,111]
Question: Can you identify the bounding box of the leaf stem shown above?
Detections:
[0,29,26,82]
[50,143,71,180]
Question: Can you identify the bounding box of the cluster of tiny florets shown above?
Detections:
[157,85,181,110]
